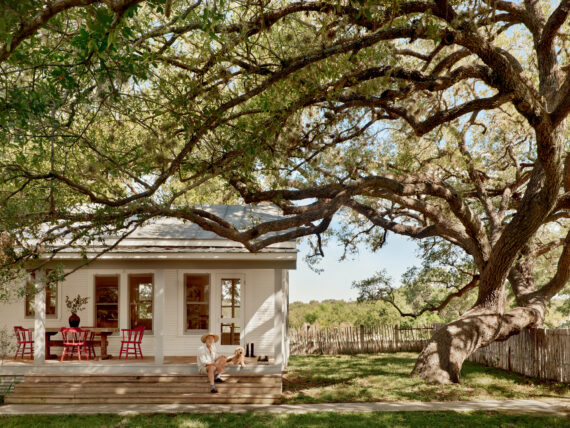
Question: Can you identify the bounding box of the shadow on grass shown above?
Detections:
[283,353,570,403]
[0,411,569,428]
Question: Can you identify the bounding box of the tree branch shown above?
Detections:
[386,275,480,318]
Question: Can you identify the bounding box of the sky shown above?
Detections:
[289,233,421,303]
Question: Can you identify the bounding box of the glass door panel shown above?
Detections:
[220,278,241,346]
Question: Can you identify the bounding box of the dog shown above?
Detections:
[226,346,246,367]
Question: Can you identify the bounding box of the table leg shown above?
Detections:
[45,333,57,359]
[44,333,49,359]
[100,334,111,359]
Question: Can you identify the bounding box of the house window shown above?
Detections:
[25,271,57,318]
[185,274,209,331]
[221,278,240,345]
[129,274,153,332]
[94,275,119,328]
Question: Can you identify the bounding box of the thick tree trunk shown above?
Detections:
[411,304,545,384]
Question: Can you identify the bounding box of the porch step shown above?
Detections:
[21,374,282,384]
[4,394,281,404]
[4,373,282,404]
[13,383,281,395]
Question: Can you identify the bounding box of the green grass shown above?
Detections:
[283,353,570,403]
[0,411,568,428]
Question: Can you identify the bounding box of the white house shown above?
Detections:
[0,205,294,376]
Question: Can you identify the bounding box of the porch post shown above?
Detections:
[273,269,284,369]
[154,269,165,365]
[33,272,46,365]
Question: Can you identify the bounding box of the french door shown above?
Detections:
[216,275,244,349]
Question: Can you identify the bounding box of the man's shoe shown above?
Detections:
[210,386,218,393]
[214,376,224,383]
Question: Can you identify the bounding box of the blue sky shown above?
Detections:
[289,233,421,303]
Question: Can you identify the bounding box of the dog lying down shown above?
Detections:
[226,346,246,367]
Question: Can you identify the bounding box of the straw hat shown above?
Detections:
[201,332,219,343]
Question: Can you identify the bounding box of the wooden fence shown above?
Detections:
[289,325,434,355]
[290,324,570,383]
[467,327,570,383]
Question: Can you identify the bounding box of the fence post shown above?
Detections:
[394,325,399,352]
[359,325,365,351]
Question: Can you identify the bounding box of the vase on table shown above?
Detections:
[69,313,80,327]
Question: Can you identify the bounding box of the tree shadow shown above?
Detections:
[284,353,570,403]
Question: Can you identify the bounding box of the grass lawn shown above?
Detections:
[0,411,569,428]
[283,353,570,403]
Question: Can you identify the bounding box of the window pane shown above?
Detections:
[221,279,240,322]
[96,304,118,328]
[221,306,232,318]
[46,285,57,315]
[186,304,209,330]
[25,272,57,317]
[222,306,240,319]
[221,323,240,345]
[25,288,34,317]
[186,275,208,303]
[221,280,233,307]
[129,275,153,331]
[185,275,209,331]
[221,279,240,308]
[95,275,119,329]
[139,283,153,301]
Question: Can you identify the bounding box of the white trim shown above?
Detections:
[177,270,212,337]
[273,269,283,369]
[154,270,165,364]
[126,271,156,334]
[103,238,296,248]
[91,271,121,329]
[26,238,296,249]
[45,252,297,261]
[87,268,158,336]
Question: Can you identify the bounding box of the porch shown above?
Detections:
[0,355,281,375]
[3,372,282,405]
[1,355,282,404]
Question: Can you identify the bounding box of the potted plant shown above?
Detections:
[65,294,89,327]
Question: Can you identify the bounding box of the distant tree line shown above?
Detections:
[289,297,569,329]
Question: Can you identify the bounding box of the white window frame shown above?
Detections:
[180,272,211,335]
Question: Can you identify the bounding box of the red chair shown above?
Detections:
[119,326,144,359]
[14,326,33,359]
[60,327,89,361]
[81,327,97,359]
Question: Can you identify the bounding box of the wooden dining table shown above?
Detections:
[43,327,119,360]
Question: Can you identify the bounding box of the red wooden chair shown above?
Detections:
[81,327,97,359]
[60,327,89,361]
[119,325,145,359]
[14,326,33,359]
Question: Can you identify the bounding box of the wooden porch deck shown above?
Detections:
[2,356,274,365]
[4,372,282,404]
[2,356,282,404]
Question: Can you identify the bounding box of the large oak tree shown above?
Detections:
[0,0,569,383]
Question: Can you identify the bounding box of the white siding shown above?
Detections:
[245,270,275,357]
[1,264,281,358]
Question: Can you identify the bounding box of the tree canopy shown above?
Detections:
[1,0,569,383]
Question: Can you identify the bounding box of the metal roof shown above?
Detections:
[127,204,291,241]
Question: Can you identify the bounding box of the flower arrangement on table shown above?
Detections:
[65,294,89,327]
[65,294,89,315]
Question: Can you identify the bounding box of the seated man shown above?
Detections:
[197,332,227,393]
